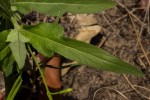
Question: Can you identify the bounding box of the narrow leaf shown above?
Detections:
[20,23,57,57]
[0,30,10,60]
[50,88,73,95]
[6,29,29,69]
[13,0,116,16]
[0,0,11,18]
[6,29,30,42]
[21,23,143,75]
[0,30,9,48]
[2,54,15,77]
[9,40,26,69]
[0,45,10,60]
[7,75,22,100]
[0,18,14,32]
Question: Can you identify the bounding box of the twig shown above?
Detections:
[123,75,150,100]
[115,0,145,26]
[93,86,129,100]
[112,9,144,26]
[114,1,150,99]
[115,0,150,66]
[147,0,150,36]
[129,13,150,66]
[113,13,128,23]
[98,32,111,48]
[138,57,147,69]
[140,52,150,58]
[138,1,150,37]
[133,85,150,93]
[27,45,53,100]
[101,12,120,37]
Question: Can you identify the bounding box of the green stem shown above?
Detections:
[9,80,22,100]
[11,17,20,29]
[27,45,53,100]
[50,88,72,95]
[7,75,22,100]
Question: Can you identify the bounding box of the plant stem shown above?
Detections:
[50,88,73,95]
[10,79,22,100]
[27,45,53,100]
[11,17,20,29]
[7,75,22,100]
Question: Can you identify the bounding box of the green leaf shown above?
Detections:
[21,23,143,75]
[13,0,116,16]
[0,30,9,49]
[0,0,11,18]
[9,40,27,69]
[0,18,14,32]
[2,54,15,77]
[0,60,3,71]
[50,88,73,95]
[6,29,28,69]
[6,29,30,42]
[0,30,10,61]
[21,23,58,57]
[7,75,22,100]
[0,45,10,60]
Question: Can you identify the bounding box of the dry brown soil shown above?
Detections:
[62,0,150,100]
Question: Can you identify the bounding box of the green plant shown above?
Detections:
[0,0,144,99]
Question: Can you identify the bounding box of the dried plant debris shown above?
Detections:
[62,0,150,100]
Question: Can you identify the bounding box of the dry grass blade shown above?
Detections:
[138,0,150,37]
[93,86,129,100]
[115,0,150,67]
[133,85,150,93]
[129,13,150,66]
[123,75,150,100]
[100,12,120,37]
[113,1,150,99]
